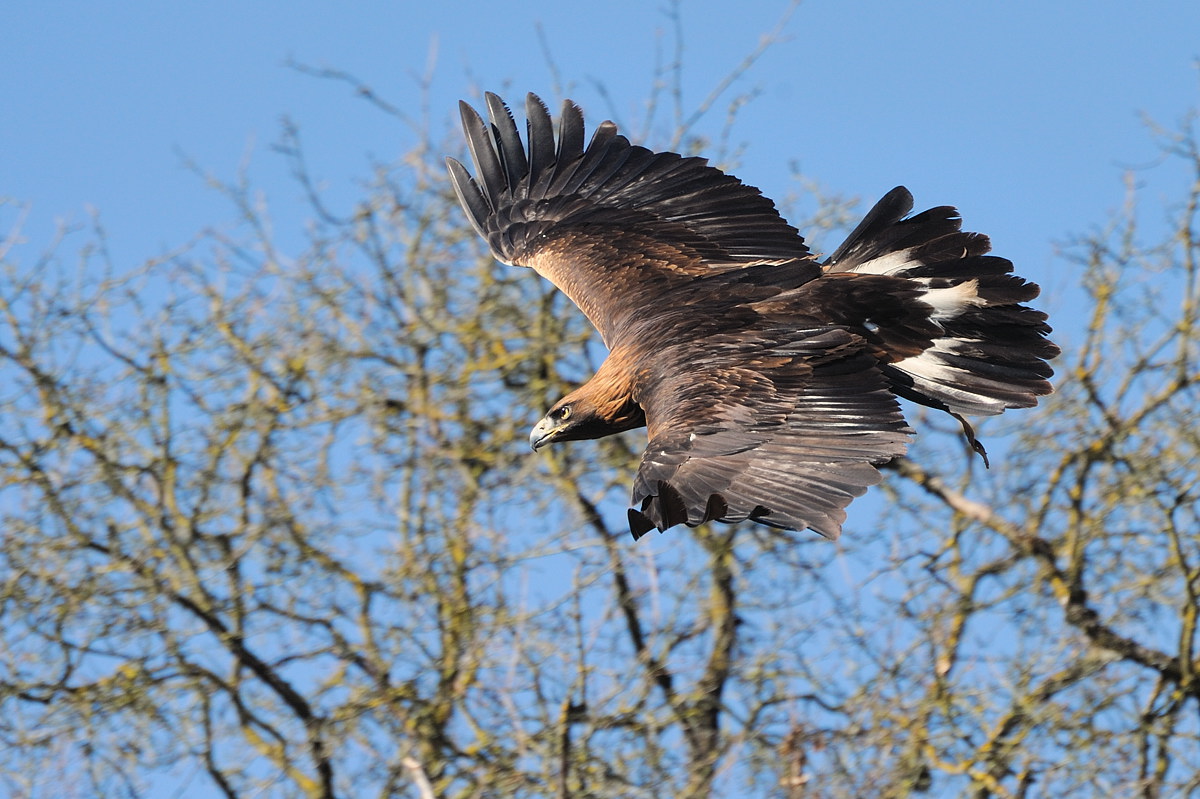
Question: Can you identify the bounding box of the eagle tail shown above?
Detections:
[824,187,1060,421]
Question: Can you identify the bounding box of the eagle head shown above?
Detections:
[529,390,646,450]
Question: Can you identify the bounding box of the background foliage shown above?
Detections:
[2,46,1199,799]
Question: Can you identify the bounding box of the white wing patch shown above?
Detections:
[921,278,983,321]
[845,247,923,276]
[892,337,1010,414]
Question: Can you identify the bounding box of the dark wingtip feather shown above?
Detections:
[555,99,585,166]
[629,480,694,537]
[550,120,624,198]
[826,186,914,266]
[444,157,489,239]
[657,481,690,528]
[703,493,729,523]
[525,93,554,179]
[484,92,528,190]
[628,509,657,540]
[879,185,915,213]
[459,100,506,208]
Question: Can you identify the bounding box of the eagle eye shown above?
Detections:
[556,405,571,421]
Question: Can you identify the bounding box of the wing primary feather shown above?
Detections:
[657,481,691,528]
[585,147,659,203]
[578,137,635,195]
[525,93,554,185]
[484,92,529,192]
[704,493,729,523]
[541,99,591,200]
[444,157,490,239]
[628,509,657,540]
[825,186,914,266]
[549,121,622,198]
[555,100,585,168]
[458,100,505,209]
[560,124,628,197]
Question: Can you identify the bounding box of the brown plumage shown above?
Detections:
[446,92,1059,540]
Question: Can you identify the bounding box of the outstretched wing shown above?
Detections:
[820,185,1059,419]
[446,92,817,344]
[628,328,913,539]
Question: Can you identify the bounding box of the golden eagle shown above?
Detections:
[446,93,1058,539]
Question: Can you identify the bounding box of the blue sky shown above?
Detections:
[2,1,1197,541]
[2,6,1197,792]
[4,1,1197,294]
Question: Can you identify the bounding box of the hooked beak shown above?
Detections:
[529,414,558,451]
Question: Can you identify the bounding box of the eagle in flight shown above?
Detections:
[446,93,1058,540]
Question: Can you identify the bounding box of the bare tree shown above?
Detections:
[1,45,1198,799]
